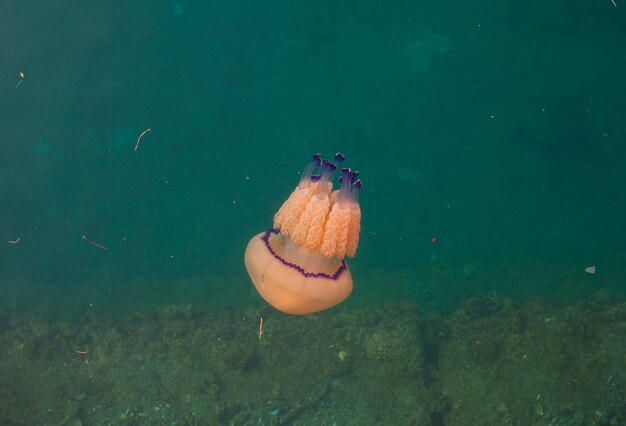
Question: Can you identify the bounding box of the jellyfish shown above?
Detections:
[244,153,363,315]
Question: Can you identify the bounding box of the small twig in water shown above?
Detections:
[134,128,152,151]
[82,235,108,250]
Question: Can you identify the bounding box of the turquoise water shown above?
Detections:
[1,1,625,314]
[2,2,626,425]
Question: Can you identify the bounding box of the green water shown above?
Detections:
[1,1,625,317]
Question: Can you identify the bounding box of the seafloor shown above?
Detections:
[1,293,624,425]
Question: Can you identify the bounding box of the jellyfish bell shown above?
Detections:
[244,230,353,315]
[244,153,362,315]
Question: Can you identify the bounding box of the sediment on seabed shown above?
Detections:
[0,295,624,425]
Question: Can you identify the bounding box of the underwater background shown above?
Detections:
[1,1,625,425]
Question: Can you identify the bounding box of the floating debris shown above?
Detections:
[584,266,596,274]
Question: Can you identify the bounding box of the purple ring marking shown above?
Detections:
[261,229,347,280]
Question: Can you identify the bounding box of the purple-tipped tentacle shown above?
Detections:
[314,160,338,194]
[350,171,359,185]
[337,168,353,203]
[351,179,362,204]
[324,160,338,173]
[298,154,322,187]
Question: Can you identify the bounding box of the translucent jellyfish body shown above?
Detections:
[245,153,362,315]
